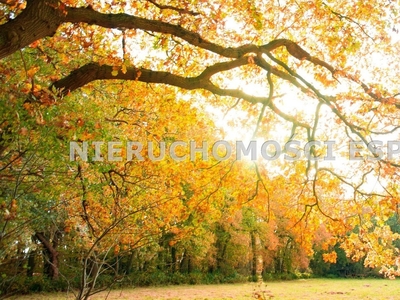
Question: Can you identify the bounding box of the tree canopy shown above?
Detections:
[1,0,400,297]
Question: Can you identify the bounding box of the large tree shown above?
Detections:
[1,0,400,279]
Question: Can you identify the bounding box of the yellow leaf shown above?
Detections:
[323,251,337,264]
[111,66,119,76]
[27,66,39,78]
[121,64,127,74]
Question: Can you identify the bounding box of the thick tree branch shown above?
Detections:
[52,61,271,104]
[64,6,259,59]
[0,0,340,84]
[0,0,64,59]
[64,6,340,68]
[254,55,311,94]
[197,57,250,79]
[0,0,337,78]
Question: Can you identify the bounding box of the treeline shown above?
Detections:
[1,206,390,297]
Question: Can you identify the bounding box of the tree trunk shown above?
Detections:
[115,255,119,275]
[124,251,134,275]
[0,0,64,59]
[250,231,257,278]
[170,246,177,273]
[188,256,192,274]
[34,232,59,280]
[179,250,192,274]
[26,250,36,277]
[216,240,227,271]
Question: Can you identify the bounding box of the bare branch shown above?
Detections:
[323,2,375,41]
[146,0,200,16]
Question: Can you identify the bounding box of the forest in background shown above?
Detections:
[1,0,400,299]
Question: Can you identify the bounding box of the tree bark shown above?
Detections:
[250,231,257,278]
[26,250,36,277]
[124,251,135,275]
[170,246,177,273]
[0,0,64,59]
[34,232,59,280]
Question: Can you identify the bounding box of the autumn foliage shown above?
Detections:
[1,0,400,297]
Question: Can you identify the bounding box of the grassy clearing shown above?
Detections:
[10,278,399,300]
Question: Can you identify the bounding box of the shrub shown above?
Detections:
[169,272,187,285]
[188,272,203,284]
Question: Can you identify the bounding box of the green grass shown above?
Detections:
[9,278,399,300]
